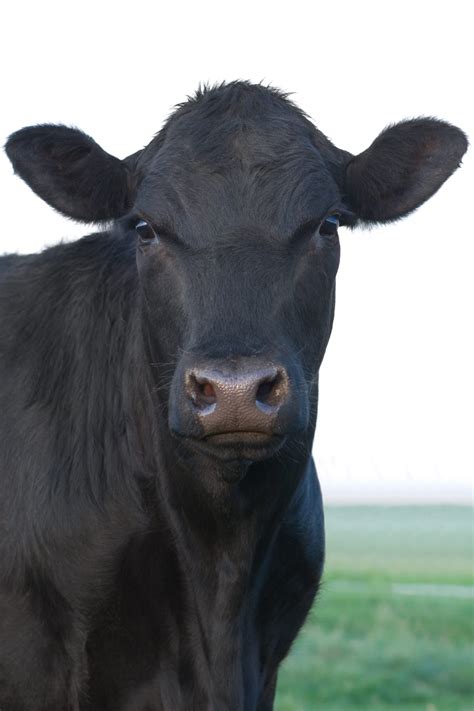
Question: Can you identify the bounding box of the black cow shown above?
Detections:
[0,82,467,710]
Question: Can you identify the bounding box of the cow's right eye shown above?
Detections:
[135,220,157,244]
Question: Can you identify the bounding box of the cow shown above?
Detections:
[0,81,467,710]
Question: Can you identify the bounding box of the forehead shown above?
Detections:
[134,84,343,242]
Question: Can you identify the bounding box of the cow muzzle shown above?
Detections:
[169,356,305,461]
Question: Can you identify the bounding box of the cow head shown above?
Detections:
[6,83,467,468]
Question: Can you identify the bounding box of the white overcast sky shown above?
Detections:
[0,0,472,503]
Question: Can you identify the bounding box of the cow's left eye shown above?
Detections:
[319,215,340,237]
[135,220,157,244]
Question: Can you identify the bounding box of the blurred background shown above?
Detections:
[1,1,472,708]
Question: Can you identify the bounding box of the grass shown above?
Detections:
[275,506,474,710]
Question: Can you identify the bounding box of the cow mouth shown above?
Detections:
[205,431,279,445]
[181,431,286,462]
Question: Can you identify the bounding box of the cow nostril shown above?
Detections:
[188,374,217,411]
[256,378,275,403]
[200,381,215,399]
[256,373,284,409]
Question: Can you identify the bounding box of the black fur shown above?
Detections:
[5,125,133,222]
[0,81,467,710]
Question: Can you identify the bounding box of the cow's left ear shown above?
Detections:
[344,119,468,224]
[5,124,135,223]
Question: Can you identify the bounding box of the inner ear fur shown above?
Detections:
[5,125,134,223]
[344,118,468,224]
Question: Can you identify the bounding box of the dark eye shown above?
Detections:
[135,219,158,244]
[319,215,340,237]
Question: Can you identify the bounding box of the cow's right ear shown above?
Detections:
[5,125,134,223]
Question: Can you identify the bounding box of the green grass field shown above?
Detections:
[275,506,474,711]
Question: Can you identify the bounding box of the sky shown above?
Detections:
[0,0,472,503]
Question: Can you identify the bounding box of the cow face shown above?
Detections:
[6,83,467,465]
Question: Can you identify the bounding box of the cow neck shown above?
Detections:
[152,420,306,574]
[149,434,312,708]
